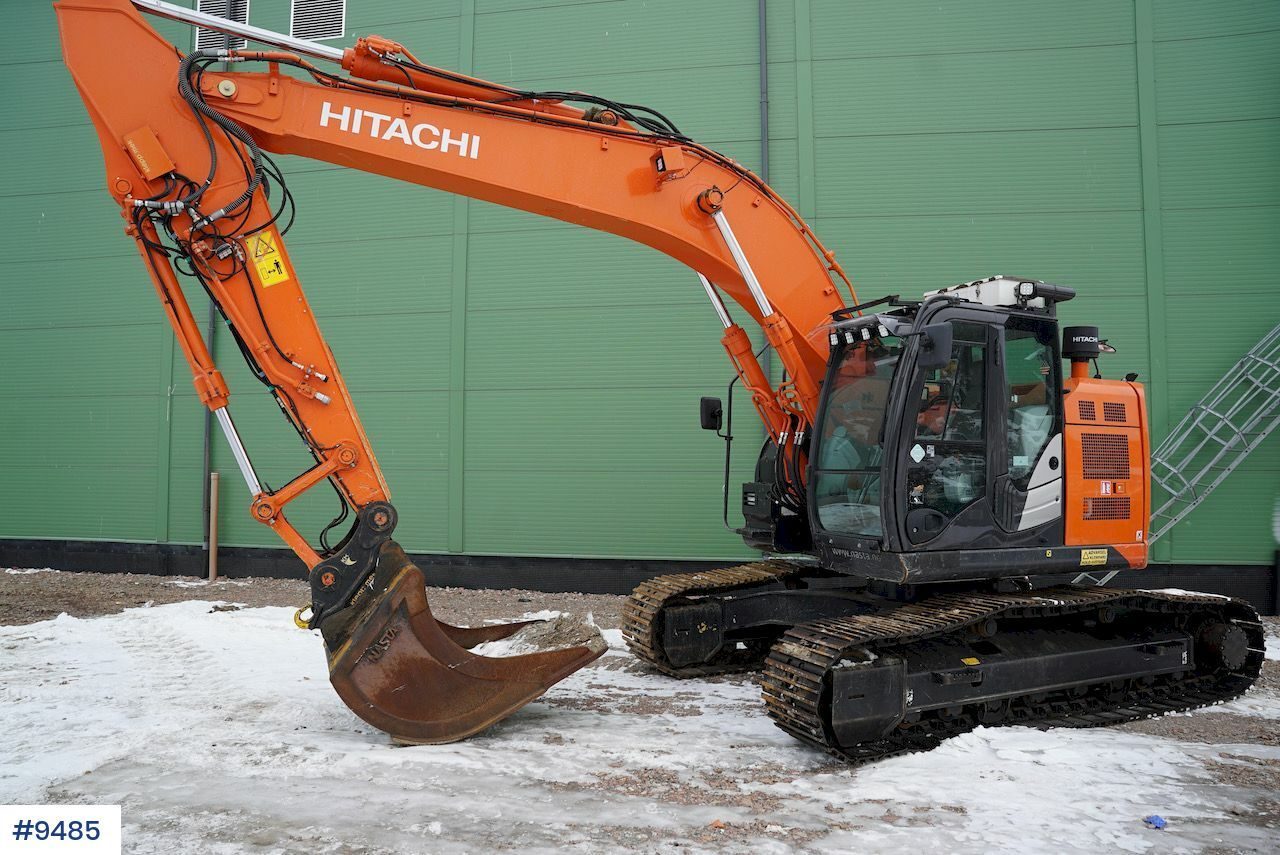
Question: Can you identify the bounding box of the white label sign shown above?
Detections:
[0,806,121,855]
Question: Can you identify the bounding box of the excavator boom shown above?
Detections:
[53,0,851,743]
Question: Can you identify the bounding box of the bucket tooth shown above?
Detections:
[319,543,605,744]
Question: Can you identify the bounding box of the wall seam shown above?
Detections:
[794,0,816,221]
[446,0,476,554]
[155,330,175,542]
[1135,0,1172,562]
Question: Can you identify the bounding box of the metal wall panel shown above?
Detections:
[1,0,1275,570]
[0,0,175,550]
[461,0,764,559]
[1148,2,1280,564]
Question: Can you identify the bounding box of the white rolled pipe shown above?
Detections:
[131,0,345,63]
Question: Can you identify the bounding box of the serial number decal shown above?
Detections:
[831,548,874,561]
[1079,548,1109,567]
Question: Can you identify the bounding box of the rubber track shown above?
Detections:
[622,560,808,677]
[762,586,1265,764]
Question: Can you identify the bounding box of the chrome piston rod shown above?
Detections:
[213,406,263,495]
[697,274,734,329]
[709,210,775,318]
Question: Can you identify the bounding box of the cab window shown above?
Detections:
[905,323,987,519]
[1003,320,1059,488]
[813,334,903,538]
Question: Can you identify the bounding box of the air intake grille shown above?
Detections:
[1103,402,1128,422]
[291,0,345,41]
[195,0,249,50]
[1078,400,1097,421]
[1080,433,1130,479]
[1084,496,1131,520]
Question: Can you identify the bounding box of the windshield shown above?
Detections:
[812,334,903,538]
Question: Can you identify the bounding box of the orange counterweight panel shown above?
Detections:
[1063,376,1150,568]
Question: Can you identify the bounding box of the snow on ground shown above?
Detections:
[1,602,1278,854]
[166,579,251,589]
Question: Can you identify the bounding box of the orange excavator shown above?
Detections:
[55,0,1263,760]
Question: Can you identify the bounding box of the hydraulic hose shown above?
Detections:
[177,49,264,225]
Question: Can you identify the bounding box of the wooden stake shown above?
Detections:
[208,471,220,581]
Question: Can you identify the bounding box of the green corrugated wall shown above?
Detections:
[1,0,1276,566]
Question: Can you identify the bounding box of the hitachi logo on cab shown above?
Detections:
[319,101,480,159]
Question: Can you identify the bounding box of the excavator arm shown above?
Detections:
[54,0,855,743]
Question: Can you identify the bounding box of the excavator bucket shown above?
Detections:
[318,543,606,744]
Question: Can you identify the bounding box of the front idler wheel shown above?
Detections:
[1195,620,1249,672]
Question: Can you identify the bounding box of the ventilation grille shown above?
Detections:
[291,0,345,40]
[1084,496,1132,520]
[1103,402,1128,422]
[1078,400,1097,421]
[1080,433,1130,480]
[196,0,249,51]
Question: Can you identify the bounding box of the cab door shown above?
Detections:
[891,310,1065,552]
[992,317,1065,539]
[895,318,995,548]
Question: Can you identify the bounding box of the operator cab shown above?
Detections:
[732,276,1145,585]
[810,277,1073,581]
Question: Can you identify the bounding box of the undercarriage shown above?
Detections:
[624,567,1264,762]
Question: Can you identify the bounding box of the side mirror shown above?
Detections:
[699,396,723,432]
[917,322,953,369]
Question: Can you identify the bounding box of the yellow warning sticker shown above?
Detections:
[1079,548,1108,566]
[961,657,981,666]
[248,226,290,287]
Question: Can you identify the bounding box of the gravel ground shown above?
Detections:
[4,567,1279,852]
[0,567,623,630]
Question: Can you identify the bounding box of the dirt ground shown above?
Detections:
[4,567,1279,853]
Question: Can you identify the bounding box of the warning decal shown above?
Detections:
[248,226,290,287]
[1079,548,1108,567]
